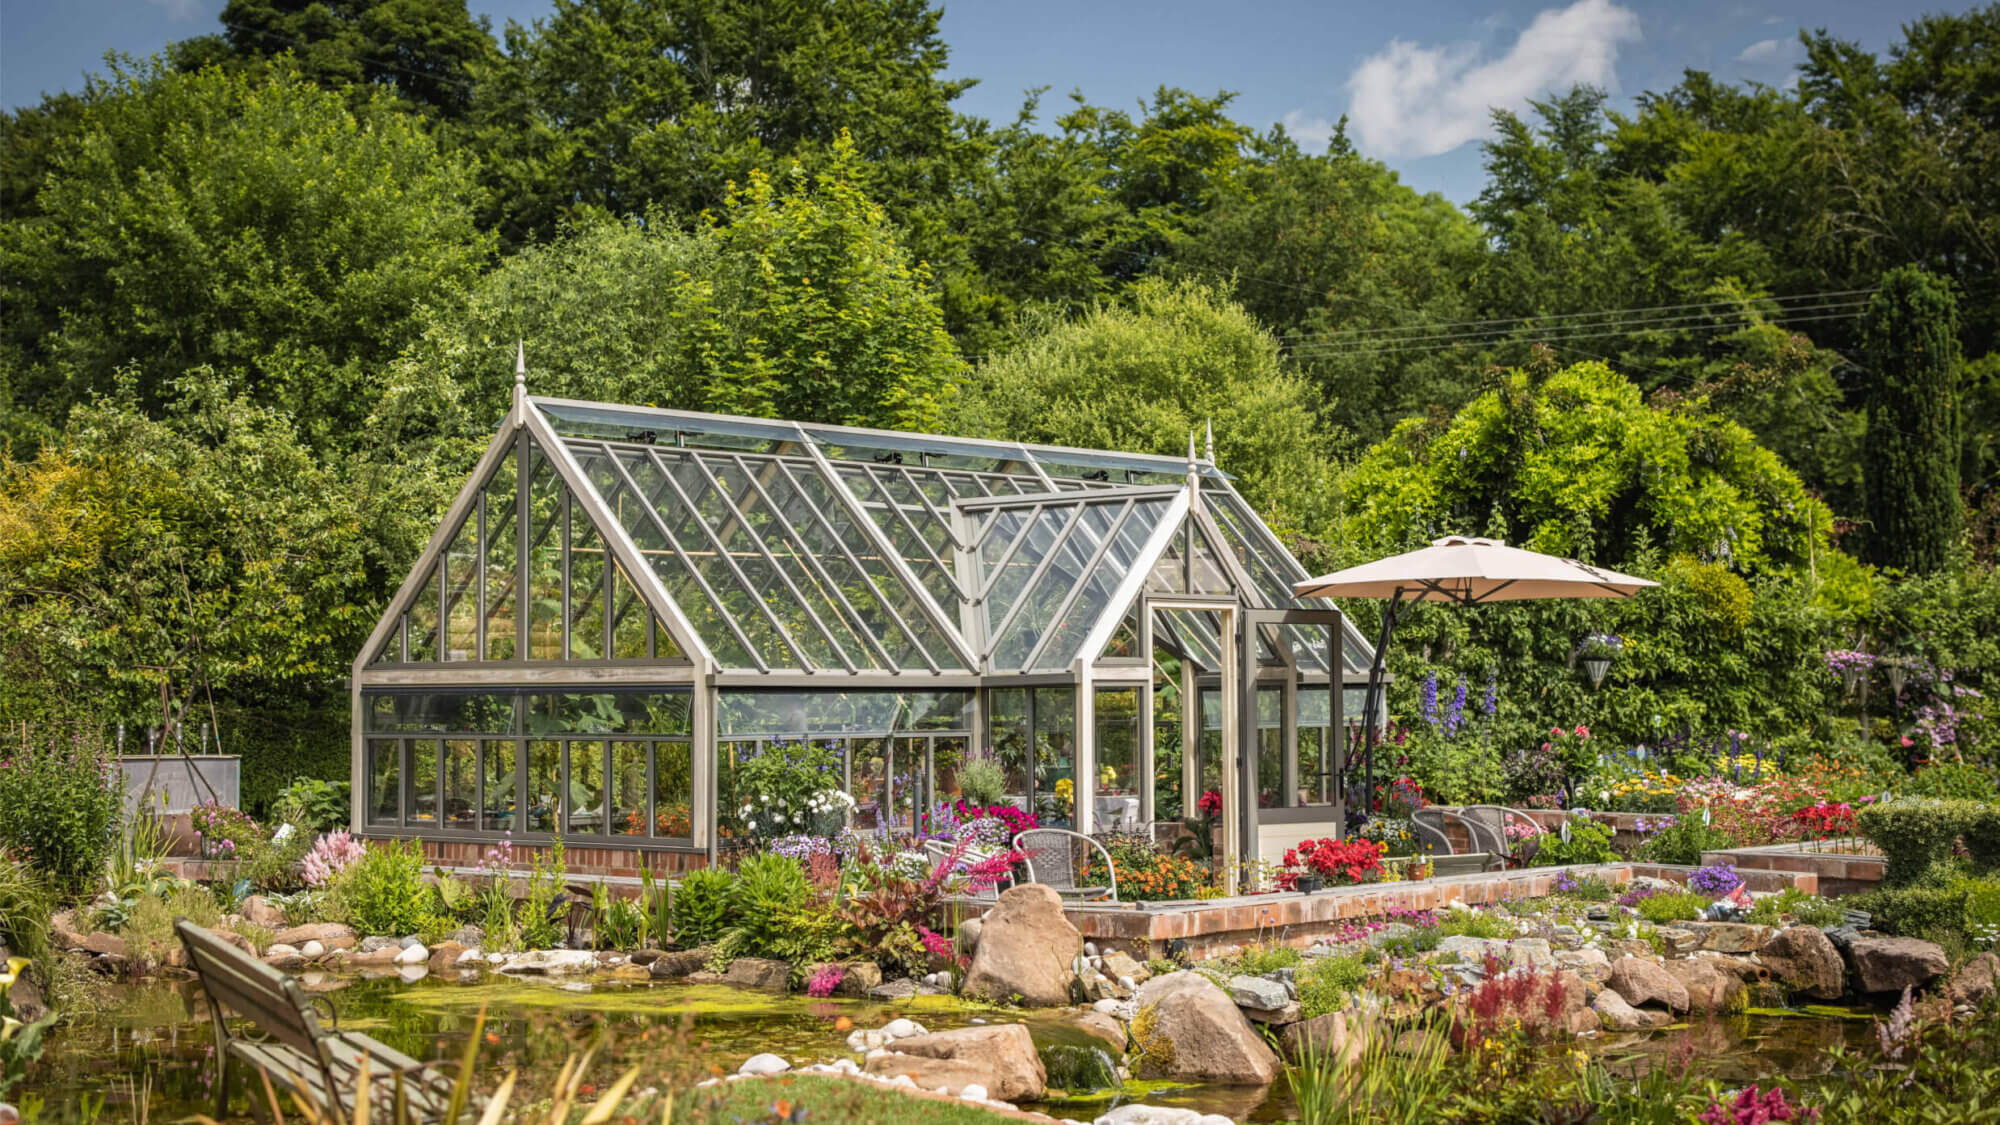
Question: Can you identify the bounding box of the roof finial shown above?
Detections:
[1186,430,1199,483]
[1204,418,1215,465]
[513,340,527,409]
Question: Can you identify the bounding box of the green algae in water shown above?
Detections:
[1041,1043,1122,1093]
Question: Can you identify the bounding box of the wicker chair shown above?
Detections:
[1411,807,1456,856]
[1012,828,1117,902]
[1463,804,1543,867]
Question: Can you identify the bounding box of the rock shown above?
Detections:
[1593,989,1671,1031]
[359,936,400,954]
[961,884,1082,1008]
[240,895,285,928]
[348,947,399,967]
[882,1018,926,1040]
[1227,974,1291,1012]
[1092,1104,1237,1125]
[1609,957,1688,1012]
[1696,923,1772,955]
[865,1053,1013,1099]
[50,911,85,951]
[627,949,661,966]
[1949,952,2000,1007]
[396,965,428,983]
[1663,959,1744,1014]
[1245,1001,1302,1025]
[1849,937,1949,994]
[957,915,984,958]
[1433,935,1508,963]
[721,957,791,991]
[645,949,709,979]
[398,935,424,949]
[1072,1011,1127,1053]
[264,953,307,971]
[1366,923,1417,949]
[1657,928,1701,956]
[1758,926,1846,1001]
[1077,961,1129,1002]
[1128,972,1281,1086]
[208,928,256,955]
[1102,950,1151,986]
[833,961,883,998]
[457,948,484,966]
[264,943,300,958]
[274,924,357,950]
[448,926,484,948]
[3,971,47,1023]
[501,949,599,975]
[301,940,329,959]
[1278,1010,1366,1065]
[1506,938,1556,971]
[868,978,918,1000]
[426,942,466,973]
[604,963,651,982]
[738,1053,790,1077]
[1555,948,1611,980]
[394,944,430,966]
[873,1025,1046,1101]
[80,932,128,958]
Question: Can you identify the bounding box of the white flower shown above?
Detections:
[745,818,756,830]
[1599,790,1610,805]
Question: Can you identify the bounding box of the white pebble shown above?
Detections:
[738,1053,790,1077]
[960,1083,988,1102]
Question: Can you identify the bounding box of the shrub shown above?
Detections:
[1747,887,1843,928]
[329,839,434,937]
[1635,816,1737,866]
[1438,909,1514,939]
[1531,815,1618,867]
[1087,835,1208,900]
[1234,942,1303,976]
[277,778,352,833]
[0,736,121,893]
[1963,805,2000,875]
[1845,883,1969,946]
[1902,762,2000,802]
[672,867,734,949]
[1298,952,1370,1018]
[1858,800,1980,885]
[722,852,812,958]
[0,855,52,964]
[1636,892,1707,924]
[956,758,1006,808]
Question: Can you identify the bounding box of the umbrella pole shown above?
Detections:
[1357,589,1406,827]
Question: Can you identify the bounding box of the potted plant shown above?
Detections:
[1577,633,1623,689]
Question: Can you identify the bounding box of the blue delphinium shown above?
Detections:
[1444,680,1468,736]
[1482,674,1499,717]
[1421,671,1439,727]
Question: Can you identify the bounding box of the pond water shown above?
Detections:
[20,973,1885,1123]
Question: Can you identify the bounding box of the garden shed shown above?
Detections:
[350,371,1376,885]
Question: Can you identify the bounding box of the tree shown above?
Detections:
[467,0,971,243]
[0,60,492,451]
[187,0,500,116]
[1861,266,1964,574]
[949,278,1336,554]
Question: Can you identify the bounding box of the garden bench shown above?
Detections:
[1014,827,1118,902]
[176,920,463,1123]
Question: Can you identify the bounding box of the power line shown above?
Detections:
[1277,287,1881,345]
[1284,305,1873,360]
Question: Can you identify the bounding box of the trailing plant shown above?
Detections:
[670,866,734,949]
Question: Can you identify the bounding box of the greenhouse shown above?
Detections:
[349,375,1377,877]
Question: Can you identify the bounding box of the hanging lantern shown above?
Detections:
[1583,657,1611,689]
[1841,664,1862,694]
[1886,660,1908,701]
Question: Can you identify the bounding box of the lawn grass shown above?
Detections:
[679,1073,1050,1123]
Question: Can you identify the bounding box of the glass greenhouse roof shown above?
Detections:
[366,397,1371,679]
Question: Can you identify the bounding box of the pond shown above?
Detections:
[20,973,1885,1123]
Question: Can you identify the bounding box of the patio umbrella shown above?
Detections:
[1292,536,1657,819]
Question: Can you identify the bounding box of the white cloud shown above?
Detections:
[1735,36,1800,65]
[1343,0,1642,159]
[144,0,205,20]
[1281,109,1338,150]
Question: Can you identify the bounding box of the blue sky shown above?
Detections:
[1,0,1924,203]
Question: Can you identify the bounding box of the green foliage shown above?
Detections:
[0,857,52,965]
[276,778,352,834]
[1532,816,1619,867]
[1636,891,1708,924]
[1858,800,1985,886]
[519,837,567,950]
[1558,875,1618,903]
[1297,952,1370,1019]
[724,740,846,844]
[1636,818,1737,866]
[0,980,56,1099]
[1437,909,1514,939]
[329,839,435,937]
[0,60,490,449]
[202,0,499,117]
[670,867,735,950]
[1860,267,1962,575]
[1903,763,2000,803]
[951,278,1336,550]
[722,853,813,962]
[0,734,121,893]
[1965,805,2000,874]
[1231,942,1303,976]
[122,882,224,963]
[1746,887,1844,928]
[956,759,1006,809]
[1815,998,2000,1121]
[1845,877,2000,949]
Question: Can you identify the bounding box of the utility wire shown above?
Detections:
[1283,299,1874,357]
[1284,307,1873,361]
[1277,287,1881,344]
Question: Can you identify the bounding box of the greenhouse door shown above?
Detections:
[1241,608,1347,873]
[1149,598,1241,894]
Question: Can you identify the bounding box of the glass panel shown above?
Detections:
[442,739,478,828]
[717,690,971,736]
[1197,691,1223,806]
[483,442,519,660]
[1101,603,1140,660]
[482,740,515,831]
[1189,526,1232,594]
[526,740,560,833]
[989,688,1030,812]
[1257,687,1283,809]
[1094,688,1140,833]
[1148,524,1187,593]
[1299,727,1333,807]
[408,739,439,825]
[611,565,649,659]
[887,738,922,831]
[527,691,692,735]
[407,564,440,662]
[1028,498,1172,671]
[930,737,966,822]
[527,447,563,659]
[653,742,693,838]
[1033,687,1076,828]
[710,457,868,670]
[565,741,605,835]
[984,506,1067,637]
[366,739,400,825]
[1152,652,1184,821]
[444,518,478,661]
[366,692,516,734]
[850,737,886,830]
[568,495,606,659]
[611,741,647,836]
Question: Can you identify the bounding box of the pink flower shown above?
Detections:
[1574,725,1590,739]
[805,964,845,998]
[1541,742,1552,752]
[1550,726,1563,738]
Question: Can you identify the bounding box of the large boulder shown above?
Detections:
[1696,923,1771,955]
[1277,1010,1367,1065]
[1950,952,2000,1008]
[1608,957,1688,1012]
[1849,937,1949,994]
[1593,988,1671,1031]
[1663,958,1745,1014]
[1071,1010,1128,1053]
[722,957,791,991]
[273,923,356,951]
[646,949,709,979]
[240,895,287,928]
[961,884,1081,1007]
[1227,975,1290,1013]
[867,1024,1046,1101]
[1758,926,1845,1000]
[1129,972,1280,1086]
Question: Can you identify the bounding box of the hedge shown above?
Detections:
[1857,799,1990,886]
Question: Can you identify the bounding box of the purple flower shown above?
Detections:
[1482,674,1498,717]
[1688,861,1742,898]
[1421,672,1439,727]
